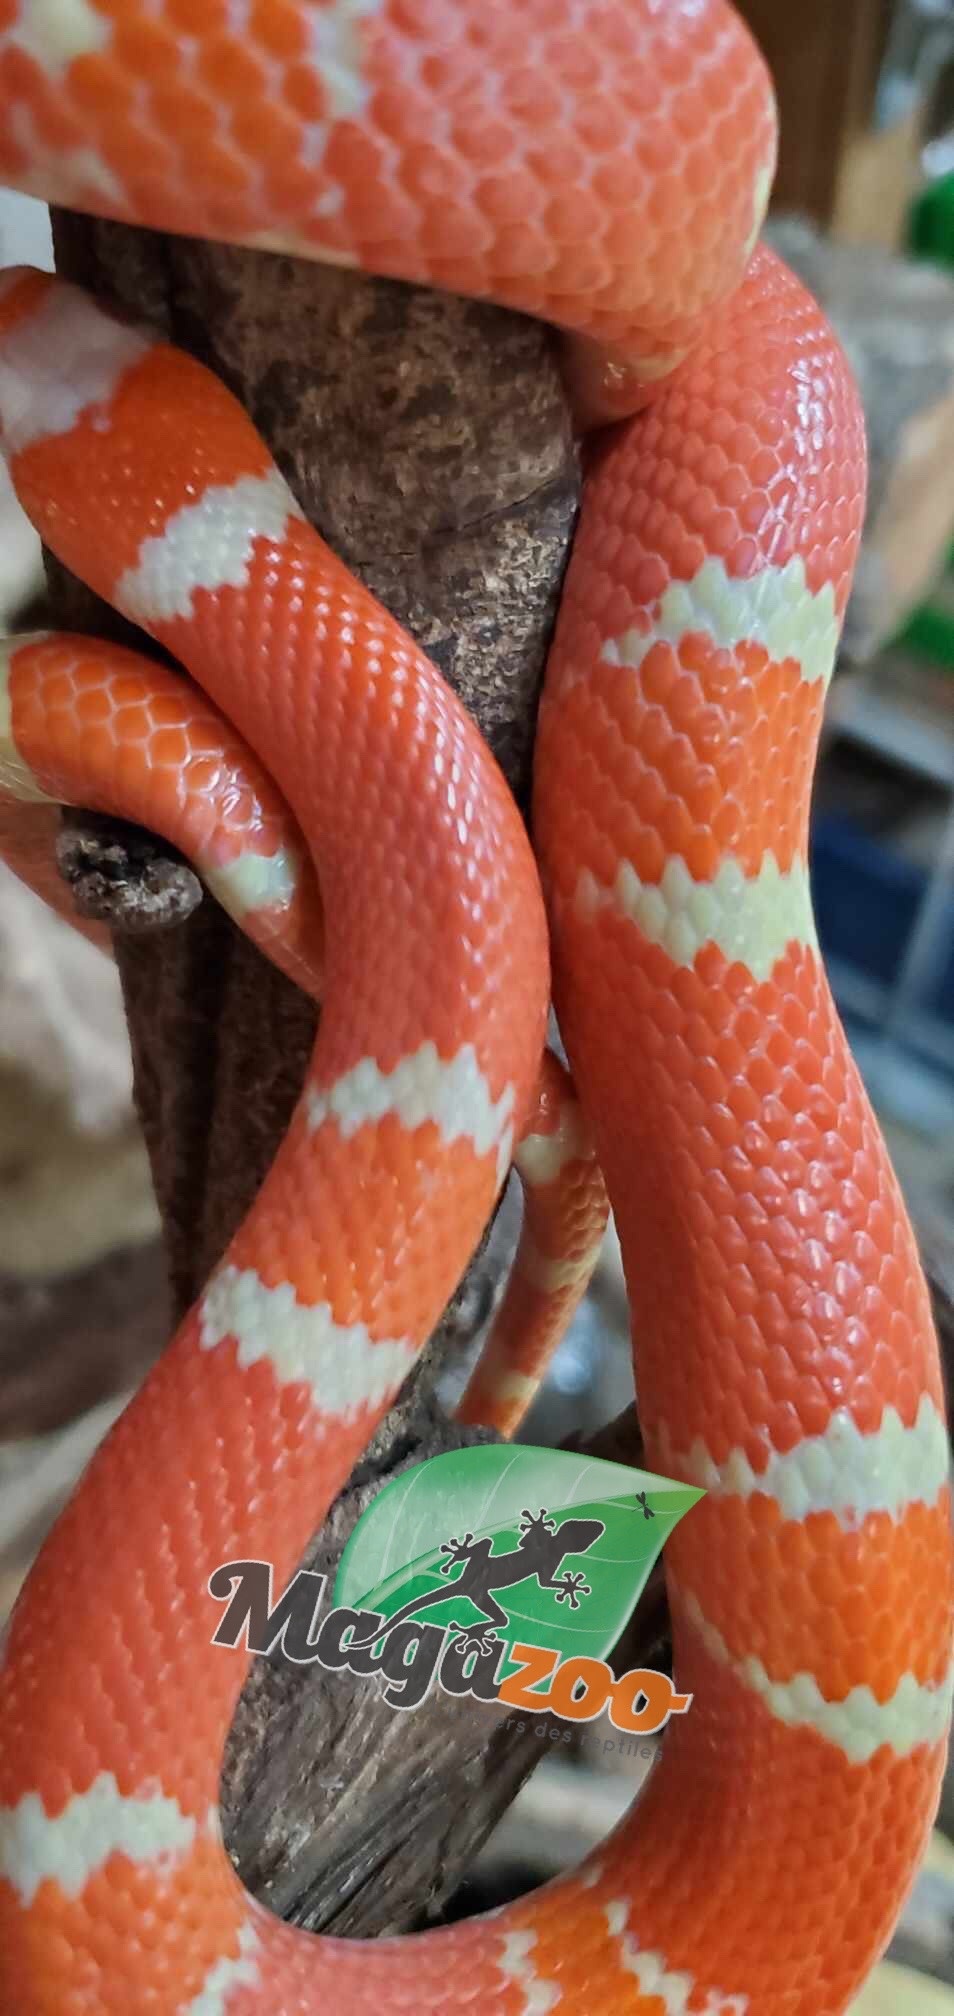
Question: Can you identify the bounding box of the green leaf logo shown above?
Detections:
[335,1444,702,1674]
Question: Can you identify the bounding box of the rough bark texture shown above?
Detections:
[45,211,585,1933]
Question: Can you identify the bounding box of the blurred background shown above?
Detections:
[3,4,954,2008]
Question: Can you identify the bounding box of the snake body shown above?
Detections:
[0,4,951,2013]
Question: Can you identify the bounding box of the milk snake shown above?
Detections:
[0,3,951,2013]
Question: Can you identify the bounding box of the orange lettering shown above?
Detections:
[496,1641,558,1712]
[548,1655,613,1722]
[610,1668,692,1734]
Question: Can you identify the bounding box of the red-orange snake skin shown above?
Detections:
[0,3,951,2012]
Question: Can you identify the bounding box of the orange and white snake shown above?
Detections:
[0,3,951,2012]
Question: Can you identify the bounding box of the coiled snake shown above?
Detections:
[0,3,951,2011]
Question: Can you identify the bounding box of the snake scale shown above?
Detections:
[0,3,951,2012]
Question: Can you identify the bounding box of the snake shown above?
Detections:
[0,1,951,2011]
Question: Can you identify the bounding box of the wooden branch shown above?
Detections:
[45,211,581,1932]
[56,812,203,934]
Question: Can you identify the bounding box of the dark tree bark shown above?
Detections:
[43,213,597,1933]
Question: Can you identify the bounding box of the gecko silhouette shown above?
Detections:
[350,1508,606,1655]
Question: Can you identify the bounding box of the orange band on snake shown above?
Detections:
[0,4,950,2013]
